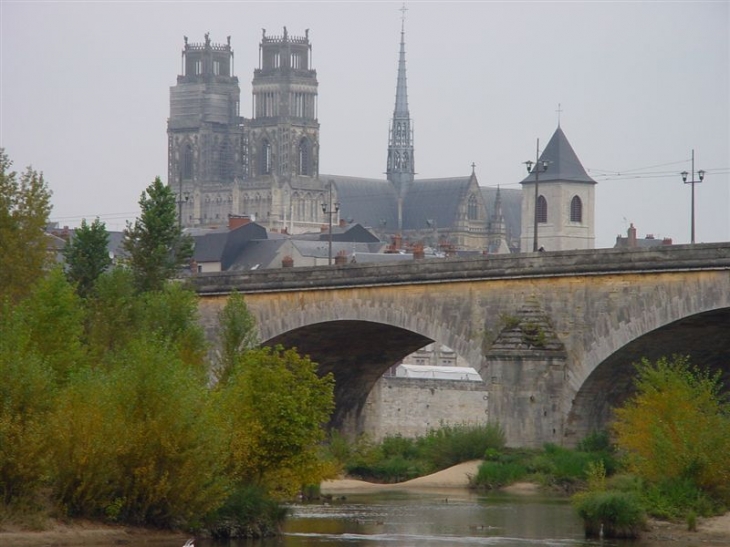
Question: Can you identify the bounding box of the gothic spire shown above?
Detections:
[387,5,415,209]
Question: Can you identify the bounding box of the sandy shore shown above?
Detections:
[3,460,729,546]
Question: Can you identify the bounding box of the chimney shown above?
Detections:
[339,218,347,228]
[320,224,328,233]
[627,223,637,248]
[228,214,251,230]
[282,255,294,268]
[334,250,348,266]
[413,242,425,260]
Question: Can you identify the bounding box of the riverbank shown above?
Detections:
[3,460,729,546]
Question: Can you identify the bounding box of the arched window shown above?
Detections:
[218,141,232,181]
[260,140,272,175]
[299,138,311,176]
[536,195,548,223]
[570,195,583,223]
[467,194,478,220]
[183,143,194,180]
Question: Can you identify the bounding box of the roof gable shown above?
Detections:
[521,126,596,185]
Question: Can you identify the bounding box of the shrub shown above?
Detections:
[474,461,528,489]
[613,356,730,505]
[418,423,505,470]
[573,490,645,539]
[204,485,288,539]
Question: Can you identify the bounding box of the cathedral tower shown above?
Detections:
[167,34,247,227]
[386,13,415,230]
[520,125,596,251]
[245,28,323,233]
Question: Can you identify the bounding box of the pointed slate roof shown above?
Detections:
[520,126,596,185]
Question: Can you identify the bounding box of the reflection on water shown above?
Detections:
[200,488,610,547]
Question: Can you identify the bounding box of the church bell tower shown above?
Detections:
[167,34,247,227]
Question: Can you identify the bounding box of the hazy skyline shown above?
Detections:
[2,1,728,248]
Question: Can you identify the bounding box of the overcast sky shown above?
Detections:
[2,1,728,248]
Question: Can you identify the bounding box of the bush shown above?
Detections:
[474,461,528,488]
[613,356,730,505]
[417,423,505,470]
[573,490,645,539]
[641,477,720,520]
[203,485,288,539]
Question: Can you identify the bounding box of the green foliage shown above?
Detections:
[475,460,528,488]
[63,217,111,298]
[0,149,53,302]
[573,490,645,538]
[640,477,720,519]
[204,485,288,539]
[613,355,730,505]
[418,422,505,470]
[48,335,227,526]
[0,300,56,505]
[215,292,259,384]
[216,346,335,498]
[14,268,87,380]
[330,423,504,484]
[122,177,193,292]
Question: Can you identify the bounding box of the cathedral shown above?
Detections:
[167,24,594,253]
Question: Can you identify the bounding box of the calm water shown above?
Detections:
[193,488,616,547]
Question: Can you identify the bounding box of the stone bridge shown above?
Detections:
[193,243,730,447]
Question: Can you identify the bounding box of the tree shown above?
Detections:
[215,292,259,384]
[216,347,335,497]
[122,177,192,292]
[63,217,111,298]
[0,149,53,302]
[612,356,730,503]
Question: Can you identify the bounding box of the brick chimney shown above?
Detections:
[282,255,294,268]
[334,250,348,266]
[627,223,637,248]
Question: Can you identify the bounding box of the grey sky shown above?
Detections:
[2,1,728,248]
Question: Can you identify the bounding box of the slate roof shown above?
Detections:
[402,177,474,231]
[192,222,268,270]
[228,239,289,271]
[326,175,399,230]
[521,126,596,185]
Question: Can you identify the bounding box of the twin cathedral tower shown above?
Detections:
[167,25,595,252]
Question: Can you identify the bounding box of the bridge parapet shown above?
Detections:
[190,243,730,295]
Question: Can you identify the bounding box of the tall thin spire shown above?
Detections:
[387,3,415,213]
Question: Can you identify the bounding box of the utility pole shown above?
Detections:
[321,180,340,265]
[681,150,705,244]
[525,139,548,252]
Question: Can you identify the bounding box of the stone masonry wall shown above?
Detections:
[359,377,489,442]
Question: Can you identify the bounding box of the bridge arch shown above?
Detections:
[194,244,730,446]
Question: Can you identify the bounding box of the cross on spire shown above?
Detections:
[400,3,408,30]
[471,162,476,175]
[556,103,563,126]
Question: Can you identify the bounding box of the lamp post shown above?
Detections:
[680,149,705,244]
[525,138,548,252]
[321,180,340,265]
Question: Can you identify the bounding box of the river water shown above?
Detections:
[193,488,617,547]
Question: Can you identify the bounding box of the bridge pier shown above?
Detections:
[483,300,569,448]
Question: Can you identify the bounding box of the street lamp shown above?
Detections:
[525,138,548,252]
[680,149,705,244]
[321,180,340,265]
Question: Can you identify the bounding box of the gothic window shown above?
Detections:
[467,194,478,221]
[260,140,272,175]
[537,195,548,223]
[570,195,583,223]
[299,138,312,176]
[213,60,220,76]
[218,141,233,181]
[183,144,194,180]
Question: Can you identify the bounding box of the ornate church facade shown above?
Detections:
[168,26,594,253]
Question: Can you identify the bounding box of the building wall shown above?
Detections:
[359,376,489,442]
